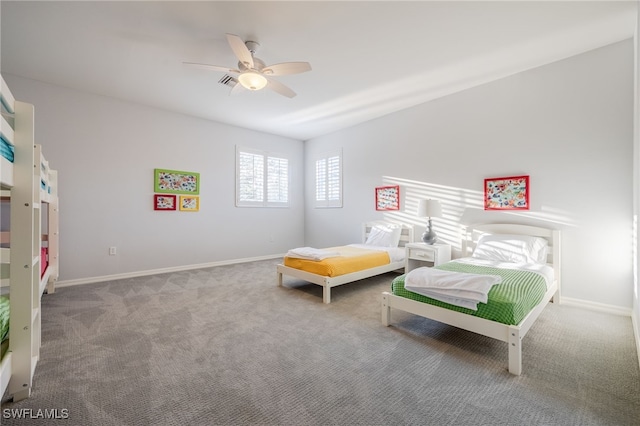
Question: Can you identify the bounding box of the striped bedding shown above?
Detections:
[391,260,550,325]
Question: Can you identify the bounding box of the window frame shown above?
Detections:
[314,149,342,208]
[236,146,290,208]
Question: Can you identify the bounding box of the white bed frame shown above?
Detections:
[0,74,17,401]
[382,223,561,375]
[277,221,414,304]
[0,74,60,401]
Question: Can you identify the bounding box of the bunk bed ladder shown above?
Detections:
[8,101,40,402]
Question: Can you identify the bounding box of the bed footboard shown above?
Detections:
[508,326,523,375]
[278,262,404,304]
[380,290,554,375]
[381,292,391,326]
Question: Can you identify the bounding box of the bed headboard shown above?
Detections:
[463,223,561,284]
[362,221,414,248]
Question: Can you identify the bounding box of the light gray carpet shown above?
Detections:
[2,259,639,425]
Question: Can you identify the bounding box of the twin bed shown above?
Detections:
[277,222,413,304]
[279,221,560,375]
[384,223,560,375]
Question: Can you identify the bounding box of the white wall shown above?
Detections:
[3,39,634,311]
[306,40,634,311]
[4,76,305,282]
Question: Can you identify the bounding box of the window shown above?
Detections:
[236,147,289,207]
[315,149,342,208]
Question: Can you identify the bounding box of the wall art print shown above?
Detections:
[154,194,177,211]
[154,168,200,195]
[179,195,200,212]
[375,185,400,211]
[484,175,529,210]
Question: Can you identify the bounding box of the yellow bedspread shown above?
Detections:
[283,245,390,277]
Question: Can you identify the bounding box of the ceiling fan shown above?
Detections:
[184,33,312,98]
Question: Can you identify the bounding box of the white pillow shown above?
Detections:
[365,224,402,248]
[472,234,548,264]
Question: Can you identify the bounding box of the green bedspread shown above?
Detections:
[0,296,9,343]
[391,262,549,325]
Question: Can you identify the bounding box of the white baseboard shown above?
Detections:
[55,254,284,288]
[561,296,632,317]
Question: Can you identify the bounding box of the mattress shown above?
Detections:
[391,260,550,325]
[284,245,392,277]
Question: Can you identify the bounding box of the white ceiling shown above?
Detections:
[1,1,637,140]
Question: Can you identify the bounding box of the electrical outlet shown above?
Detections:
[109,247,117,256]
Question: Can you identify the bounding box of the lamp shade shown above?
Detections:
[238,72,268,91]
[417,199,442,218]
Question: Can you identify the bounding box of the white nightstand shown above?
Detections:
[405,242,451,272]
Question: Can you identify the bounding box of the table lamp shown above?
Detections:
[417,199,442,244]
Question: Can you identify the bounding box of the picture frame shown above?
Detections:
[484,175,529,210]
[375,185,400,211]
[154,194,176,211]
[154,168,200,195]
[179,195,200,212]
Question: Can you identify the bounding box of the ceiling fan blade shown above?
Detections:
[263,62,312,76]
[183,62,240,74]
[226,33,254,68]
[265,77,296,98]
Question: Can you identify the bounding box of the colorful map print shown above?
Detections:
[484,176,529,210]
[179,196,199,211]
[154,169,200,194]
[376,186,400,211]
[154,194,176,210]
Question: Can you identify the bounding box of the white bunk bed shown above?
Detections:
[277,221,413,303]
[0,74,59,401]
[382,223,560,375]
[0,74,16,400]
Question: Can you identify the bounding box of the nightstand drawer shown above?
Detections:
[408,249,435,262]
[404,242,452,272]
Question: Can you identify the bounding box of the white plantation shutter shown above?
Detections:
[267,156,289,204]
[315,158,327,201]
[237,147,289,207]
[326,155,341,202]
[238,151,264,204]
[315,150,342,208]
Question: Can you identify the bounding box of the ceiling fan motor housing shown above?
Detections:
[244,40,260,54]
[239,57,266,72]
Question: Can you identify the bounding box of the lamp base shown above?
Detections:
[421,219,437,245]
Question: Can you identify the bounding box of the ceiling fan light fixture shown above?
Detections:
[184,34,310,98]
[238,71,267,91]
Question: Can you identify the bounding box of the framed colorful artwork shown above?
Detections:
[484,175,529,210]
[179,195,200,212]
[154,194,176,211]
[375,185,400,211]
[154,168,200,195]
